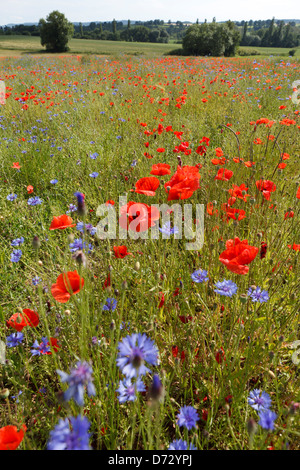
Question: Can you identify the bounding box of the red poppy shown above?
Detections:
[207,202,218,216]
[12,162,21,169]
[284,210,294,220]
[256,180,276,200]
[260,242,267,259]
[27,185,34,194]
[47,337,60,354]
[7,309,39,331]
[119,201,160,232]
[297,187,300,199]
[105,200,115,206]
[158,292,165,308]
[211,156,227,165]
[49,214,76,230]
[228,183,250,201]
[51,270,84,303]
[223,206,246,222]
[150,163,171,176]
[219,237,258,275]
[113,245,132,258]
[164,165,200,201]
[132,177,160,196]
[0,424,26,450]
[215,168,233,181]
[288,243,300,251]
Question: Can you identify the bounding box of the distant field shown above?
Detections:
[0,35,299,57]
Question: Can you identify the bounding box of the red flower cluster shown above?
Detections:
[219,237,258,275]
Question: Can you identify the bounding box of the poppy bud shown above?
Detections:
[75,192,87,217]
[239,294,248,304]
[72,250,87,267]
[32,236,40,250]
[149,374,164,401]
[121,280,128,290]
[247,418,257,435]
[0,388,9,399]
[249,197,256,204]
[110,320,115,331]
[68,233,75,243]
[65,309,71,316]
[134,261,140,271]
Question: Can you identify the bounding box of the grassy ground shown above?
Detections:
[0,52,299,451]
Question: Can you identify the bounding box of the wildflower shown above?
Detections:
[0,424,26,450]
[89,152,98,159]
[168,439,197,450]
[176,405,199,430]
[51,270,84,303]
[74,192,87,217]
[247,286,269,303]
[164,165,200,201]
[191,269,209,283]
[256,180,276,200]
[47,416,91,450]
[258,409,277,431]
[7,309,39,331]
[116,377,146,403]
[149,374,164,401]
[10,249,22,263]
[119,201,160,232]
[28,196,42,206]
[159,222,179,236]
[69,238,93,253]
[214,279,238,297]
[67,204,77,213]
[50,179,58,184]
[150,163,171,176]
[56,361,96,407]
[248,389,272,412]
[31,337,51,356]
[113,245,132,258]
[132,176,160,196]
[219,237,258,275]
[11,237,24,247]
[49,215,76,230]
[102,298,117,311]
[7,193,17,201]
[215,168,233,181]
[6,332,24,348]
[89,172,99,178]
[116,333,159,379]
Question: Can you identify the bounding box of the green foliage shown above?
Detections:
[182,21,240,57]
[39,10,74,52]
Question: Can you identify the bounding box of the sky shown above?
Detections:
[1,0,299,25]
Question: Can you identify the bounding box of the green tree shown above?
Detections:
[182,22,240,57]
[39,10,74,52]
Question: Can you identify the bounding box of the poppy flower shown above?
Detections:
[0,424,26,450]
[51,270,84,303]
[256,180,276,200]
[113,245,132,258]
[158,292,165,308]
[150,163,171,176]
[219,237,259,275]
[132,177,160,196]
[229,184,250,201]
[260,242,267,259]
[7,309,39,331]
[119,201,160,232]
[27,185,34,194]
[12,162,21,169]
[223,206,246,222]
[165,165,200,201]
[215,168,233,182]
[296,187,300,199]
[207,202,218,216]
[49,214,76,230]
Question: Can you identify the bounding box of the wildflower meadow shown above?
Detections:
[0,52,299,451]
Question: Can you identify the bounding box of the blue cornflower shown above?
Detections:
[50,179,58,185]
[76,222,96,235]
[56,360,96,407]
[74,192,86,217]
[6,332,24,348]
[248,389,272,412]
[117,333,159,379]
[103,298,117,311]
[168,439,197,450]
[214,279,238,297]
[116,377,146,403]
[47,415,91,450]
[131,159,137,166]
[31,337,51,356]
[89,152,98,160]
[28,196,42,206]
[7,193,17,201]
[159,222,179,236]
[149,374,164,401]
[67,203,77,213]
[11,237,25,247]
[258,409,277,431]
[32,276,42,286]
[176,405,199,430]
[11,249,22,263]
[191,268,209,283]
[247,286,269,303]
[69,238,93,253]
[89,172,99,178]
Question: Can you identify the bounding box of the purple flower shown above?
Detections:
[11,249,22,263]
[50,179,58,185]
[67,203,77,213]
[31,337,51,356]
[11,237,24,247]
[56,361,96,407]
[103,298,117,311]
[69,238,93,253]
[149,374,164,400]
[74,192,87,217]
[117,333,159,379]
[168,439,197,450]
[191,268,209,283]
[176,405,199,430]
[28,196,43,206]
[47,415,91,450]
[7,193,17,201]
[258,409,277,431]
[32,276,42,286]
[116,377,146,403]
[6,332,24,348]
[247,286,269,303]
[89,172,99,178]
[159,222,179,236]
[248,389,272,412]
[214,279,238,297]
[89,152,98,160]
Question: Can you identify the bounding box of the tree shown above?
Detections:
[182,22,240,57]
[39,10,74,52]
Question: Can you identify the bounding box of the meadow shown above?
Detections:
[0,50,299,451]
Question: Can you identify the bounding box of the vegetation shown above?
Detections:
[39,10,74,52]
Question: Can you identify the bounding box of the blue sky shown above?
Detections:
[2,0,299,25]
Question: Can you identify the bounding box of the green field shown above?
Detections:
[0,35,299,57]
